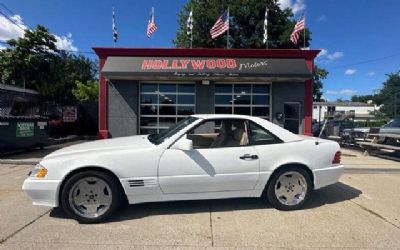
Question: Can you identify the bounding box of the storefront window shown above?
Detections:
[215,83,270,119]
[140,83,195,134]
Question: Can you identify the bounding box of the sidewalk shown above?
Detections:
[341,148,400,170]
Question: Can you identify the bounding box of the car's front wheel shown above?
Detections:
[266,167,311,210]
[61,170,123,223]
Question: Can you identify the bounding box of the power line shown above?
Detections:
[63,50,95,55]
[0,2,16,16]
[331,52,400,69]
[0,4,94,55]
[0,9,27,31]
[0,2,32,29]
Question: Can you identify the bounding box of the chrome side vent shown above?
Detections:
[128,180,144,187]
[127,179,157,188]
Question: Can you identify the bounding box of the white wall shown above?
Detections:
[312,104,376,121]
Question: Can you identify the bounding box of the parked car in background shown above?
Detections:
[313,119,354,138]
[341,127,372,145]
[380,118,400,134]
[23,114,343,223]
[378,118,400,145]
[341,119,400,146]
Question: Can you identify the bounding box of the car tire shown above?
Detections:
[266,167,312,211]
[61,170,123,223]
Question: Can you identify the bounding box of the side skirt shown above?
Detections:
[126,189,264,205]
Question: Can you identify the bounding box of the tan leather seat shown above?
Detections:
[225,124,249,147]
[210,121,233,147]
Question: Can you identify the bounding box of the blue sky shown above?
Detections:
[0,0,399,101]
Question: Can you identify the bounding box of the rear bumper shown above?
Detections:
[22,178,61,207]
[313,165,344,190]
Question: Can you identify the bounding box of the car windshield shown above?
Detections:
[383,119,400,128]
[147,117,198,145]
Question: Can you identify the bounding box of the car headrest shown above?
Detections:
[233,128,245,141]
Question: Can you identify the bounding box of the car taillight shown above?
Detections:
[332,151,341,164]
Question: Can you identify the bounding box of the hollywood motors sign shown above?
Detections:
[102,56,311,78]
[141,58,238,71]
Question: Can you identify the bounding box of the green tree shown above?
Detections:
[0,26,59,92]
[377,71,400,117]
[72,80,99,102]
[174,0,310,49]
[313,66,328,101]
[0,25,97,100]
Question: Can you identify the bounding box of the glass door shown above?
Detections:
[284,102,301,134]
[139,83,195,134]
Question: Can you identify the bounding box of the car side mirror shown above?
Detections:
[177,138,193,151]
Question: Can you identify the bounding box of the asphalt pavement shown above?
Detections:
[0,144,400,249]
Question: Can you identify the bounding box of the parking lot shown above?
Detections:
[1,143,400,249]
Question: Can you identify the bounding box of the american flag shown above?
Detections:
[146,7,158,38]
[290,14,305,45]
[210,10,229,39]
[112,8,118,43]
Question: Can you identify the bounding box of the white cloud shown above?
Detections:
[278,0,306,14]
[0,14,27,41]
[367,71,376,76]
[317,49,328,57]
[0,14,77,52]
[326,89,358,96]
[327,51,344,61]
[55,33,77,52]
[317,15,327,22]
[316,49,344,63]
[345,69,356,75]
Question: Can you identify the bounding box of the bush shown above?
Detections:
[353,120,389,128]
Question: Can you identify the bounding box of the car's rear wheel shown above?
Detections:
[61,170,122,223]
[266,167,311,210]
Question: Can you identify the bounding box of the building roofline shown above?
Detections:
[92,47,320,60]
[313,101,375,107]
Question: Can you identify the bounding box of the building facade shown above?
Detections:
[94,48,319,139]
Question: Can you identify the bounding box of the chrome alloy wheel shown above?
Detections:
[274,171,307,206]
[68,177,112,218]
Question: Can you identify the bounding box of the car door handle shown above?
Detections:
[240,154,258,160]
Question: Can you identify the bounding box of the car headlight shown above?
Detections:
[29,164,48,178]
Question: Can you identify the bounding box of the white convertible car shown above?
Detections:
[23,114,343,223]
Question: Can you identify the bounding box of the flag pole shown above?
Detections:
[303,12,306,49]
[190,8,193,49]
[265,7,268,49]
[151,7,154,48]
[190,31,193,49]
[226,8,230,49]
[113,7,115,48]
[112,7,116,47]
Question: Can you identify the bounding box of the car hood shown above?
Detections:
[379,127,400,134]
[44,135,154,160]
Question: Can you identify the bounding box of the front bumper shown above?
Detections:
[22,178,61,207]
[313,165,344,190]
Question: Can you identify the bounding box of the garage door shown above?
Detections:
[139,83,195,134]
[214,83,271,120]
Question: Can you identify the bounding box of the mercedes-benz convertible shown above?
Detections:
[23,114,343,223]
